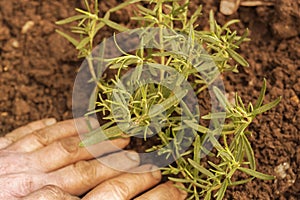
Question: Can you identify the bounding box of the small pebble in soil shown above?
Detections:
[11,39,19,48]
[220,0,240,15]
[1,112,8,117]
[21,21,35,34]
[274,162,290,179]
[3,66,9,72]
[290,95,299,105]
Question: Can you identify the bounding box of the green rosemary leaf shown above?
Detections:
[55,30,79,47]
[216,179,228,200]
[213,86,231,108]
[194,192,200,200]
[147,62,177,72]
[228,178,254,186]
[94,22,106,33]
[88,86,98,111]
[174,183,193,194]
[201,112,228,120]
[226,48,249,67]
[236,93,246,111]
[168,177,191,183]
[109,0,141,13]
[94,0,99,14]
[131,16,157,23]
[188,158,214,178]
[136,4,156,16]
[76,37,90,50]
[180,100,195,119]
[234,123,249,136]
[238,167,275,180]
[83,0,91,13]
[75,8,95,17]
[144,15,159,23]
[204,190,212,200]
[248,102,254,113]
[252,96,281,116]
[208,161,224,172]
[79,125,124,146]
[199,34,221,45]
[148,89,187,118]
[254,78,267,109]
[71,26,87,34]
[184,120,208,134]
[235,28,249,46]
[56,15,86,25]
[189,5,202,26]
[242,134,256,170]
[194,135,201,163]
[209,10,215,33]
[99,18,129,32]
[235,135,244,162]
[158,131,169,146]
[221,19,240,34]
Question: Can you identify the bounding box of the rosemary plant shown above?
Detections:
[56,0,281,199]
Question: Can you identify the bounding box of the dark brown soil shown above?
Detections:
[0,0,299,199]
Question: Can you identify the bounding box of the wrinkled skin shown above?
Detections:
[0,118,187,200]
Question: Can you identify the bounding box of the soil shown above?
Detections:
[0,0,299,199]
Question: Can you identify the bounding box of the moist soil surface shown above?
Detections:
[0,0,299,199]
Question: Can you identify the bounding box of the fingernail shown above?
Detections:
[125,151,139,162]
[45,118,56,126]
[61,137,80,153]
[150,165,161,180]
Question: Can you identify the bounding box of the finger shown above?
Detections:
[83,164,161,200]
[6,118,99,152]
[0,118,56,150]
[21,185,80,200]
[0,137,129,176]
[135,181,187,200]
[31,137,129,172]
[0,171,46,198]
[46,151,140,196]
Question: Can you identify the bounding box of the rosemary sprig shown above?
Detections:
[56,0,280,199]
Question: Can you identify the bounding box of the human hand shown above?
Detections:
[0,118,187,200]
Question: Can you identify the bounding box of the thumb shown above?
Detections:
[21,185,80,200]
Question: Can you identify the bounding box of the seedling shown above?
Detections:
[56,0,280,199]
